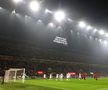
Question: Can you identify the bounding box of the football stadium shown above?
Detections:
[0,0,108,90]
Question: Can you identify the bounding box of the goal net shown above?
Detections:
[4,68,25,83]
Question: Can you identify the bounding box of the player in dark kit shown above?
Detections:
[81,73,87,80]
[93,72,98,80]
[0,68,5,84]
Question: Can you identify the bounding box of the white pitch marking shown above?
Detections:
[97,88,108,90]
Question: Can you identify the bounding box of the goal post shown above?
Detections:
[4,68,25,83]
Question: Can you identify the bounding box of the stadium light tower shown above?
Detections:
[12,0,23,4]
[54,10,65,22]
[29,1,40,12]
[99,30,105,35]
[78,21,86,28]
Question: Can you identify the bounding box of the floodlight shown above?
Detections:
[99,30,105,35]
[48,22,54,27]
[99,39,102,42]
[105,33,108,37]
[86,25,93,30]
[103,40,108,45]
[37,19,42,23]
[11,10,16,15]
[78,21,86,28]
[13,0,23,4]
[93,29,98,33]
[54,10,65,22]
[0,7,2,10]
[45,9,52,14]
[67,18,73,22]
[29,1,40,12]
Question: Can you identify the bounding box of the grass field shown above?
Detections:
[0,78,108,90]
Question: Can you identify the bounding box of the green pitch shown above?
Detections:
[0,78,108,90]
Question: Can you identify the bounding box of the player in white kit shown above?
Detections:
[59,73,63,80]
[49,74,52,79]
[79,73,81,80]
[43,74,46,79]
[56,74,59,80]
[66,73,71,80]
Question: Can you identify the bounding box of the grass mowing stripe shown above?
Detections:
[33,84,71,90]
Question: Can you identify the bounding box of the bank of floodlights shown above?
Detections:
[29,1,40,12]
[6,0,108,45]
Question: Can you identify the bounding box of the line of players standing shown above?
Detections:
[43,72,98,80]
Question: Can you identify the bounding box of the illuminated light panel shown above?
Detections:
[54,10,65,22]
[78,21,86,28]
[29,1,40,12]
[37,70,44,74]
[53,36,68,45]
